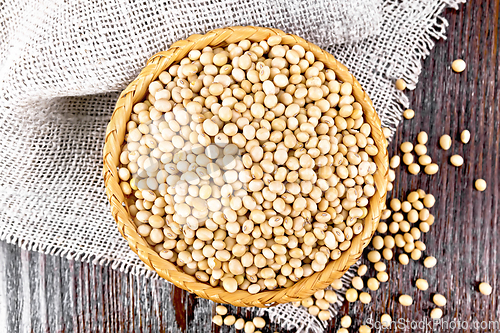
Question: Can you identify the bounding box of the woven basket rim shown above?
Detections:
[103,26,389,308]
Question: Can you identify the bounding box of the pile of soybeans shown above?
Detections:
[118,36,382,294]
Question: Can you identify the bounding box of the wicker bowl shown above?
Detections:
[103,26,389,307]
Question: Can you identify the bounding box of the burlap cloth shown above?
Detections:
[0,0,464,331]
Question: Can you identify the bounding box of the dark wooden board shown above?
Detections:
[1,1,499,332]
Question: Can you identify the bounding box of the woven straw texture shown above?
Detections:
[103,26,389,307]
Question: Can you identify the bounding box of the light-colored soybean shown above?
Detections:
[416,278,429,291]
[424,163,439,175]
[390,156,400,168]
[395,79,406,90]
[359,325,371,333]
[408,163,420,175]
[380,314,392,327]
[424,256,437,268]
[403,109,415,120]
[340,315,352,328]
[399,294,413,306]
[479,282,492,295]
[367,278,380,291]
[417,131,428,144]
[400,142,413,153]
[430,308,443,319]
[460,130,470,144]
[345,289,358,302]
[475,179,487,191]
[439,135,452,150]
[212,315,223,326]
[433,294,447,307]
[450,155,464,167]
[452,59,466,73]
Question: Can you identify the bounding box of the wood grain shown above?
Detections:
[329,1,500,332]
[1,1,499,332]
